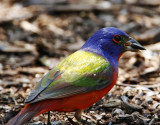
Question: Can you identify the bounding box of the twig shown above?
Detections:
[117,83,160,88]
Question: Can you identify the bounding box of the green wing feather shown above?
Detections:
[25,51,113,103]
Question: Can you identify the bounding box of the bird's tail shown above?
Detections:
[6,103,43,125]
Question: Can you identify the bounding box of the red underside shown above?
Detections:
[32,77,117,116]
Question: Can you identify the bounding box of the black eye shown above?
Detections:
[114,35,121,41]
[113,35,122,43]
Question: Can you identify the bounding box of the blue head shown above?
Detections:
[81,27,145,60]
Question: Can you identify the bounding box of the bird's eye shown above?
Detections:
[113,35,122,43]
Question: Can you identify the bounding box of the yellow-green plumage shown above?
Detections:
[56,51,109,84]
[57,51,108,73]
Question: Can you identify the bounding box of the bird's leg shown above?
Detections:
[75,109,84,122]
[47,111,51,125]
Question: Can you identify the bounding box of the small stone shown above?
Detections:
[112,109,124,116]
[103,99,122,108]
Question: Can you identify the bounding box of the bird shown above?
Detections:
[6,27,145,125]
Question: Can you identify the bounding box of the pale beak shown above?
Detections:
[125,38,146,52]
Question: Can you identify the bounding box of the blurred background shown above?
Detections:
[0,0,160,124]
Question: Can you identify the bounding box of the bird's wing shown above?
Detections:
[25,51,113,103]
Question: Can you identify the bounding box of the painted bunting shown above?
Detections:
[7,27,145,125]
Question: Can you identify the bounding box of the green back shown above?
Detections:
[25,51,113,103]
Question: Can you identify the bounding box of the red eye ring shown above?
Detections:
[113,34,121,43]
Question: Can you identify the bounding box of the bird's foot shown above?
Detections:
[73,109,96,125]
